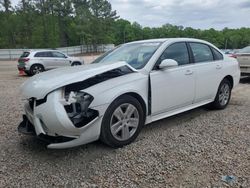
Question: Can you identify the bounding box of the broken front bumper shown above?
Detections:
[18,89,107,149]
[18,115,75,144]
[18,115,36,135]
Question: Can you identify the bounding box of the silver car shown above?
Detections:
[236,46,250,76]
[17,50,84,75]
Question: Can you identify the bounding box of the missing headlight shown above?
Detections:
[63,90,98,128]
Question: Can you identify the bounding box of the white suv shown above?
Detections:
[17,50,84,75]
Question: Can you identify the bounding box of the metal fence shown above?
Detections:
[0,44,114,60]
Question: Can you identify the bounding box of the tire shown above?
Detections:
[24,70,32,76]
[210,79,232,110]
[29,64,44,76]
[71,62,81,66]
[100,95,145,148]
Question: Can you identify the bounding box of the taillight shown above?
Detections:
[23,58,30,62]
[229,54,237,58]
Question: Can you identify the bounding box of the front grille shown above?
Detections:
[29,98,35,111]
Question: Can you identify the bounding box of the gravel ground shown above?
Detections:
[0,58,250,188]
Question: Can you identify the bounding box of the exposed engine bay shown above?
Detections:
[62,90,98,128]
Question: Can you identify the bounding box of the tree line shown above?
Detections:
[0,0,250,49]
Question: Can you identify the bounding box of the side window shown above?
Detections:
[46,52,53,57]
[34,52,52,57]
[158,42,190,66]
[190,43,213,63]
[34,52,44,57]
[211,47,223,60]
[52,52,66,58]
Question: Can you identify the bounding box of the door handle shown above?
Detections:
[185,70,193,75]
[216,65,222,69]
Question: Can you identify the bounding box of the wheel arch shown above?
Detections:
[72,61,82,65]
[30,63,45,69]
[223,75,234,88]
[116,92,147,119]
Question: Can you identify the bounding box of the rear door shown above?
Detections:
[189,42,224,103]
[34,51,55,69]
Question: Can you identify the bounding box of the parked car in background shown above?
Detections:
[17,50,84,76]
[235,46,250,76]
[224,50,235,55]
[18,38,240,149]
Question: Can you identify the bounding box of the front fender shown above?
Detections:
[84,73,149,113]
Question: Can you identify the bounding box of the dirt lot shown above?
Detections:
[0,58,250,187]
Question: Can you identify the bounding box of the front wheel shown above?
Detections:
[71,62,81,66]
[210,79,232,109]
[100,95,145,148]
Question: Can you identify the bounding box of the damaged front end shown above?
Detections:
[18,63,136,148]
[61,88,99,128]
[18,86,101,148]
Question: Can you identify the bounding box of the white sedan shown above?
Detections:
[18,38,240,149]
[235,46,250,76]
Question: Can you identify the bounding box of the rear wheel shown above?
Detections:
[30,64,44,75]
[100,95,144,148]
[24,70,32,76]
[210,79,232,109]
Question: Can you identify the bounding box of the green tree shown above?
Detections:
[88,0,118,48]
[0,0,250,49]
[0,0,11,12]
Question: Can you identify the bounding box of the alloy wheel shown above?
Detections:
[219,83,230,106]
[32,66,43,74]
[110,103,139,141]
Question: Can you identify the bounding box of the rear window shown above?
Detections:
[34,52,53,57]
[20,52,30,58]
[211,47,223,60]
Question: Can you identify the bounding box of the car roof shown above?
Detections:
[126,38,210,44]
[23,49,63,53]
[32,49,61,52]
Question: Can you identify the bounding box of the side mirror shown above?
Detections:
[159,59,178,69]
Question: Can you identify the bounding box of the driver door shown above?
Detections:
[51,51,71,68]
[150,42,195,116]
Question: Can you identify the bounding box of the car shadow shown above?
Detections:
[18,134,113,160]
[18,106,210,161]
[240,76,250,84]
[141,107,208,135]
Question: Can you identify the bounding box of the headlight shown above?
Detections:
[62,88,98,128]
[64,90,93,113]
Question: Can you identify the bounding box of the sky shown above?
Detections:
[11,0,250,30]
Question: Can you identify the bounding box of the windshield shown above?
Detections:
[92,42,162,69]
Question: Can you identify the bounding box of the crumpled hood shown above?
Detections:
[21,61,133,99]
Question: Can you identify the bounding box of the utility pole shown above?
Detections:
[225,38,228,50]
[123,28,126,43]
